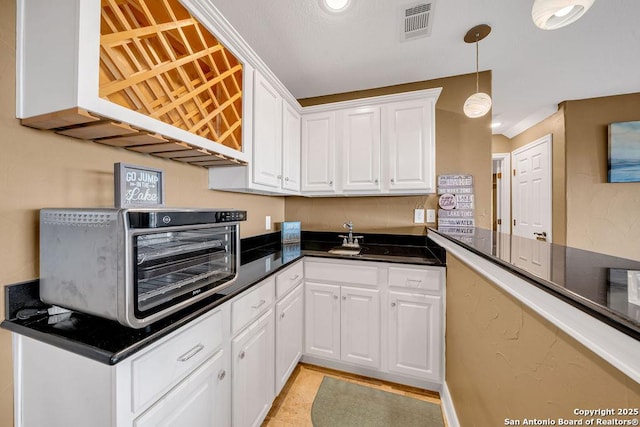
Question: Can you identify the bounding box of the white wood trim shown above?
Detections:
[428,232,640,384]
[441,381,460,427]
[492,152,511,235]
[300,354,442,392]
[301,87,443,115]
[13,334,23,427]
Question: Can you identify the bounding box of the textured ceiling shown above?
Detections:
[209,0,640,136]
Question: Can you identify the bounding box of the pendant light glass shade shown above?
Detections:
[532,0,595,30]
[463,24,492,119]
[464,92,492,118]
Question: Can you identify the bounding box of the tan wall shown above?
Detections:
[446,254,640,426]
[0,1,284,424]
[287,73,493,233]
[564,93,640,260]
[491,134,511,153]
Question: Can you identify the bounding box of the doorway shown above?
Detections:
[511,134,552,279]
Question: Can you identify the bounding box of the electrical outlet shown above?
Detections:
[426,209,436,223]
[414,209,425,224]
[265,215,271,230]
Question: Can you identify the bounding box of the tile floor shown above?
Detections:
[262,363,444,426]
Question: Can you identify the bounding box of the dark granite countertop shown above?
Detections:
[2,231,444,365]
[428,227,640,340]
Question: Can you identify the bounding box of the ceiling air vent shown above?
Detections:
[400,1,435,41]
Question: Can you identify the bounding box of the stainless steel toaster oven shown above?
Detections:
[39,208,246,328]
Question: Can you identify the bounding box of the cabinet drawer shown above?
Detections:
[232,277,275,335]
[131,308,223,414]
[388,266,442,292]
[276,261,304,298]
[305,260,379,286]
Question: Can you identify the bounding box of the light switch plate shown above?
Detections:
[426,209,436,223]
[265,215,271,230]
[414,209,425,224]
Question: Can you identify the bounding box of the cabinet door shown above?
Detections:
[340,286,380,368]
[341,107,381,191]
[282,101,301,192]
[134,349,229,427]
[275,284,304,394]
[305,282,340,360]
[232,309,275,427]
[388,291,442,382]
[384,98,436,192]
[253,72,282,188]
[301,112,336,192]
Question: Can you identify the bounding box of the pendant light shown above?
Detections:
[463,24,492,119]
[532,0,595,30]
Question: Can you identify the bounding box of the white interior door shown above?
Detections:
[511,134,552,279]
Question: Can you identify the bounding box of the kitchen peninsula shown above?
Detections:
[428,227,640,426]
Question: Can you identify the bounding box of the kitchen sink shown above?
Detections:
[327,246,362,256]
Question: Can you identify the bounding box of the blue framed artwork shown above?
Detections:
[608,120,640,183]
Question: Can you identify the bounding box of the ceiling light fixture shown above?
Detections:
[463,24,492,119]
[532,0,595,30]
[322,0,351,13]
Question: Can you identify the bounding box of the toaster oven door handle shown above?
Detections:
[177,343,205,362]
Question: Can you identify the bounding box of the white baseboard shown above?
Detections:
[441,381,460,427]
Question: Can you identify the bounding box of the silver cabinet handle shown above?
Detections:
[390,178,395,183]
[280,312,285,319]
[374,179,379,184]
[333,295,338,300]
[177,343,204,362]
[329,180,333,186]
[391,302,396,307]
[290,274,300,281]
[285,177,290,181]
[239,350,245,359]
[342,296,346,300]
[277,174,282,179]
[218,370,226,381]
[407,278,423,284]
[251,299,266,309]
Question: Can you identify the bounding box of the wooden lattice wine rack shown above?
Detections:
[21,0,245,168]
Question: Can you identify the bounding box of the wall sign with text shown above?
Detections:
[114,163,165,208]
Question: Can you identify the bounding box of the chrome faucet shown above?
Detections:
[339,221,363,248]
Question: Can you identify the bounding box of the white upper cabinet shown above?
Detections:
[253,73,283,188]
[384,98,437,192]
[282,102,302,192]
[301,112,337,193]
[209,69,302,195]
[300,88,441,196]
[341,107,382,192]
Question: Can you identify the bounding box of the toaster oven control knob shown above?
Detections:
[162,215,171,224]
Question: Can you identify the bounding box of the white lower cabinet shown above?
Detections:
[340,286,381,368]
[304,267,382,369]
[303,257,444,390]
[388,291,442,382]
[231,309,275,427]
[134,349,229,427]
[275,284,304,394]
[304,282,341,360]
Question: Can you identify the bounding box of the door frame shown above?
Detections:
[511,134,553,242]
[492,153,511,235]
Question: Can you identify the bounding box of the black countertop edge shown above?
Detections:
[1,253,305,365]
[428,228,640,341]
[1,230,444,365]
